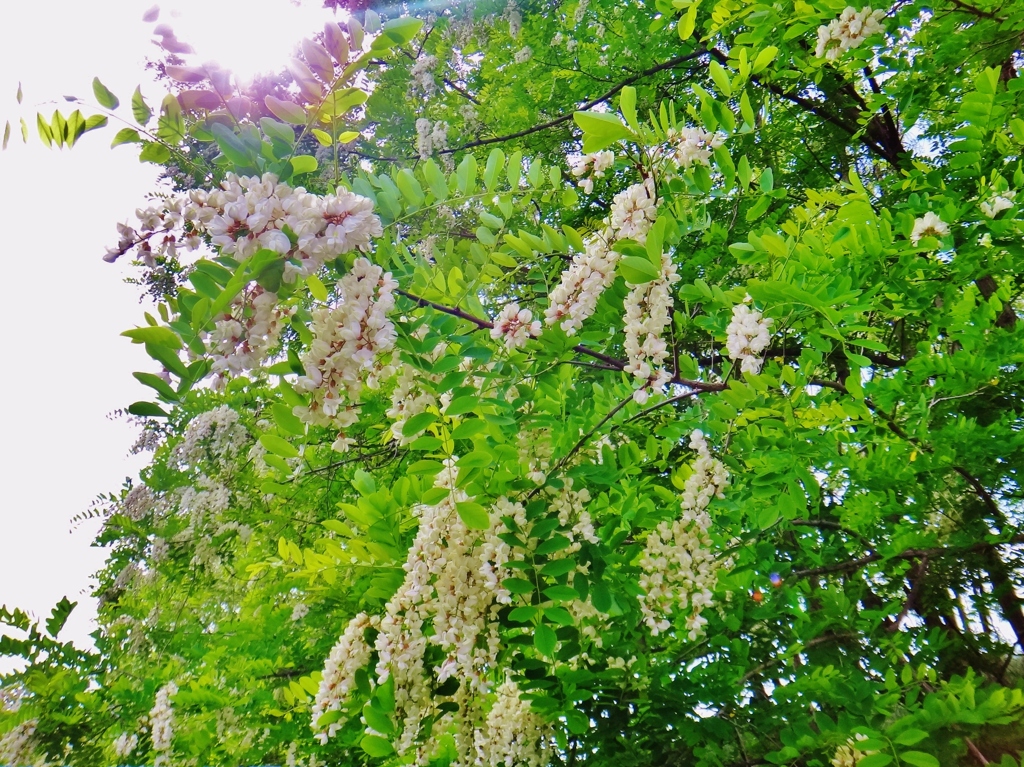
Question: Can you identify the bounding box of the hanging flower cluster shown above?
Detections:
[150,681,178,766]
[664,126,725,169]
[312,463,526,762]
[112,732,139,760]
[0,720,36,767]
[311,612,379,744]
[814,6,885,60]
[831,734,876,767]
[471,679,550,767]
[490,303,542,350]
[293,258,398,449]
[568,150,614,194]
[725,299,773,374]
[639,430,729,638]
[624,252,681,403]
[173,404,248,469]
[545,235,621,334]
[206,286,294,389]
[107,173,382,280]
[409,54,437,96]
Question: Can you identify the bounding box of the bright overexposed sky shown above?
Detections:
[0,0,342,670]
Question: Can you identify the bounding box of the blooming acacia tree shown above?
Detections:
[6,0,1024,765]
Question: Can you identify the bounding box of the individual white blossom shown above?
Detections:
[416,117,433,160]
[639,430,729,638]
[491,303,542,349]
[981,194,1014,219]
[293,258,398,446]
[150,681,178,763]
[624,253,680,403]
[568,150,614,194]
[910,211,950,244]
[815,6,885,60]
[514,45,533,63]
[725,299,773,374]
[311,612,379,743]
[609,178,657,243]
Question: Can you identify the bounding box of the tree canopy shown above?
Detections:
[5,0,1024,765]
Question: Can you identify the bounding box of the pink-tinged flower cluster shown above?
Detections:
[815,6,885,60]
[106,173,382,282]
[491,303,542,350]
[624,253,681,403]
[665,126,725,169]
[311,612,379,744]
[726,300,773,374]
[639,430,729,639]
[568,150,614,194]
[293,258,398,449]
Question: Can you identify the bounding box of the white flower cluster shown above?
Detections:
[815,6,885,60]
[981,194,1014,219]
[910,211,950,245]
[294,258,398,450]
[568,150,614,194]
[665,126,725,169]
[490,303,542,350]
[387,365,439,445]
[504,0,522,37]
[0,720,37,767]
[639,430,728,638]
[206,286,294,389]
[109,173,382,280]
[545,235,621,334]
[725,300,773,374]
[409,54,437,96]
[514,46,533,63]
[290,602,310,622]
[609,178,657,243]
[312,463,523,761]
[311,612,378,744]
[573,0,588,24]
[547,168,661,335]
[415,119,449,160]
[150,681,178,764]
[173,405,247,469]
[112,732,139,759]
[471,679,550,767]
[624,253,681,403]
[374,468,517,752]
[832,734,875,767]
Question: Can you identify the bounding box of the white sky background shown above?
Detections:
[0,0,339,671]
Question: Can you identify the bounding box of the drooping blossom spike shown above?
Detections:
[491,303,542,350]
[815,6,885,60]
[725,300,773,374]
